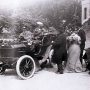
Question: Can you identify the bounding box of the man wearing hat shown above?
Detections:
[78,27,86,65]
[19,26,33,42]
[52,31,67,74]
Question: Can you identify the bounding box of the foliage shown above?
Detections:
[0,0,81,36]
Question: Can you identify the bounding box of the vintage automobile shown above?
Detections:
[0,33,57,79]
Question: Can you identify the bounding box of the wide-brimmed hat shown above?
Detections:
[36,22,44,26]
[22,26,26,29]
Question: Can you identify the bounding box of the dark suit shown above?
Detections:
[78,29,86,64]
[52,33,67,73]
[83,48,90,72]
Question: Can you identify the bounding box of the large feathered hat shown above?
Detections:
[36,22,44,26]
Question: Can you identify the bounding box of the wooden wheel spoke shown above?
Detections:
[20,66,26,73]
[22,69,26,76]
[28,61,32,66]
[26,59,28,64]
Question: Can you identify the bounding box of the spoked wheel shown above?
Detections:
[16,55,36,79]
[0,65,5,75]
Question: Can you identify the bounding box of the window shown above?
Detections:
[84,7,87,19]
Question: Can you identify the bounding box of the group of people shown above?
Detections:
[50,27,86,74]
[19,22,88,74]
[39,27,86,74]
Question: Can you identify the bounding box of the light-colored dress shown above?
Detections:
[65,33,82,73]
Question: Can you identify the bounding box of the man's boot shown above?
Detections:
[57,63,63,74]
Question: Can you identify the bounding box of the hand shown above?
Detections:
[39,60,43,65]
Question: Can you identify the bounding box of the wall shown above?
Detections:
[82,0,90,24]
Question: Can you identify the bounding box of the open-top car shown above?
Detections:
[0,32,57,79]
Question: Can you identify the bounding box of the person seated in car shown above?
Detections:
[19,26,33,43]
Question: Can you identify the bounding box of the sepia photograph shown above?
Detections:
[0,0,90,90]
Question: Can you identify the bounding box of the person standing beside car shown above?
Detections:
[65,33,82,73]
[78,27,86,65]
[52,31,67,74]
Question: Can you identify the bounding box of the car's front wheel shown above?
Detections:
[16,55,36,79]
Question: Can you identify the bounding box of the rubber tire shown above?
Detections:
[16,55,36,80]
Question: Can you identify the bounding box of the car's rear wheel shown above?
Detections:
[16,55,36,79]
[0,65,5,75]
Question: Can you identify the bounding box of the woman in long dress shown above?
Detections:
[65,33,82,73]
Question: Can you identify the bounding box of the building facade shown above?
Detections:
[82,0,90,24]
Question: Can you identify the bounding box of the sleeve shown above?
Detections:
[53,35,64,47]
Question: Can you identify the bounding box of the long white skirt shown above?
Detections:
[65,43,82,73]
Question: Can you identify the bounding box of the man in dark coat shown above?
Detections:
[52,32,67,74]
[83,48,90,74]
[78,28,86,65]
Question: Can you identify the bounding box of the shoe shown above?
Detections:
[46,63,53,68]
[40,60,47,69]
[59,71,63,74]
[56,70,63,74]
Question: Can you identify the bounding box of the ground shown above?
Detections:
[0,70,90,90]
[0,31,90,90]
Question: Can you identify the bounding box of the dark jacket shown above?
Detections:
[52,33,67,64]
[78,29,86,51]
[78,29,86,44]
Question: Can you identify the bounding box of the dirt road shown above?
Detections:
[0,69,90,90]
